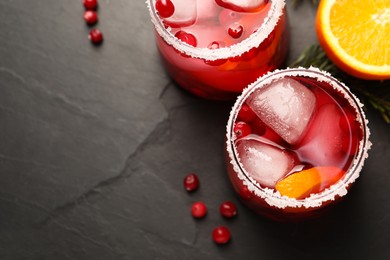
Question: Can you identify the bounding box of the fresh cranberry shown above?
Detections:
[83,10,98,25]
[237,104,256,122]
[233,121,251,138]
[155,0,175,18]
[183,173,199,192]
[228,24,244,39]
[89,28,103,44]
[212,226,231,244]
[191,202,207,218]
[83,0,98,10]
[175,31,197,47]
[220,201,238,218]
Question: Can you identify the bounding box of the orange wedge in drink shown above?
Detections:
[316,0,390,80]
[275,167,346,199]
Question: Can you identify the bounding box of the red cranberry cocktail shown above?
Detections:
[226,68,371,221]
[147,0,288,100]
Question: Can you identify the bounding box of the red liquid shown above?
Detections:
[153,0,288,100]
[226,72,368,221]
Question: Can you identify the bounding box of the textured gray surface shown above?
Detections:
[0,0,389,259]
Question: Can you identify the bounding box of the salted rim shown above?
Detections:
[226,67,372,209]
[146,0,286,61]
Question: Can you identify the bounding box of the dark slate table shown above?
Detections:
[1,1,389,259]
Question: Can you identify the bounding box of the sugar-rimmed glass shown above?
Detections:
[147,0,288,100]
[225,67,371,221]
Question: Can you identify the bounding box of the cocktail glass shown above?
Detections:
[147,0,288,100]
[225,67,371,221]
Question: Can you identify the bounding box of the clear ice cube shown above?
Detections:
[297,103,349,168]
[247,78,316,145]
[236,137,296,188]
[215,0,267,12]
[162,0,197,28]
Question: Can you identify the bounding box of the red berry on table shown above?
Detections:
[183,173,199,192]
[89,29,103,44]
[83,0,98,10]
[237,103,256,122]
[83,10,98,25]
[233,121,251,138]
[212,226,231,244]
[155,0,175,18]
[220,201,238,218]
[191,202,207,218]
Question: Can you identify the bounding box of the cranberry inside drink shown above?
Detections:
[148,0,288,100]
[226,68,370,221]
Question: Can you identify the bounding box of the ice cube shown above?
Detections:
[162,0,197,28]
[215,0,268,12]
[197,0,219,21]
[236,137,296,188]
[297,103,349,168]
[247,78,316,145]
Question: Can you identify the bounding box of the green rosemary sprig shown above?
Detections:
[290,45,390,123]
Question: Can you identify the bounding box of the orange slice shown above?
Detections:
[275,167,346,199]
[316,0,390,80]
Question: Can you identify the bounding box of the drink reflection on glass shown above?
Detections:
[147,0,288,100]
[225,67,371,221]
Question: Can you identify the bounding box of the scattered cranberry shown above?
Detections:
[191,202,207,218]
[83,0,98,10]
[84,10,98,25]
[175,31,198,47]
[220,201,238,218]
[89,28,103,44]
[233,121,251,138]
[212,226,231,244]
[155,0,175,18]
[183,173,199,192]
[237,104,256,122]
[228,24,244,39]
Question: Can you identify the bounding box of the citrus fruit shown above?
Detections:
[316,0,390,80]
[275,166,345,199]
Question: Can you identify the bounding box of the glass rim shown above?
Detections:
[146,0,286,61]
[226,67,372,209]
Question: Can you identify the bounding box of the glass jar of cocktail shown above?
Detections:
[147,0,288,100]
[225,67,371,221]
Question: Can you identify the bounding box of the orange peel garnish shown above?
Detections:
[275,166,346,199]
